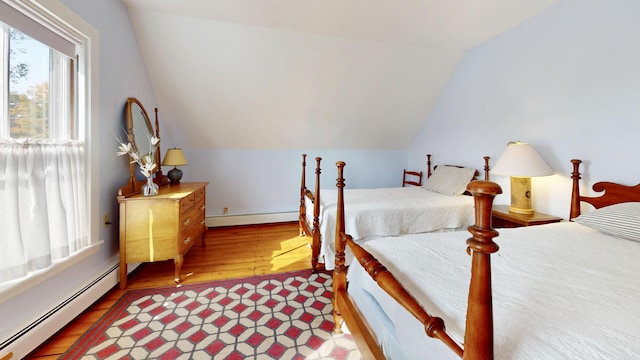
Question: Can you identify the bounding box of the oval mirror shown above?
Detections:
[126,97,153,154]
[125,97,157,181]
[119,98,168,196]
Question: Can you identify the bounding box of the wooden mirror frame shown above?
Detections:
[119,98,169,197]
[151,107,169,186]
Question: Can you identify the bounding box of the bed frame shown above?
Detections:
[298,154,490,272]
[298,154,435,272]
[332,158,640,359]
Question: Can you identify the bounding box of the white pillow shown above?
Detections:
[573,202,640,242]
[423,165,476,196]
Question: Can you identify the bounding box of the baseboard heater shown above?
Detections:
[0,263,121,359]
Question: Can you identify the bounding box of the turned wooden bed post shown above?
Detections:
[427,154,432,178]
[333,161,347,331]
[570,159,582,220]
[483,156,491,180]
[463,180,502,360]
[311,157,322,272]
[299,154,307,236]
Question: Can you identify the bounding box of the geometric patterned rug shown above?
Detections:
[59,270,361,360]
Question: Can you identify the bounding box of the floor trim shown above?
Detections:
[206,212,297,227]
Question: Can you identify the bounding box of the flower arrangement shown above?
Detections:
[116,133,160,178]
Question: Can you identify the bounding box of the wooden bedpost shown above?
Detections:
[333,161,347,332]
[299,154,307,237]
[311,157,322,272]
[332,161,400,359]
[483,156,490,181]
[463,180,502,360]
[570,159,582,220]
[427,154,432,178]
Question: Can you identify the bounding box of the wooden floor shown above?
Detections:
[26,221,311,359]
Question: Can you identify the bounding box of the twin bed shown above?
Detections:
[298,154,491,271]
[332,159,640,359]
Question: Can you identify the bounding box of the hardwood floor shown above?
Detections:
[26,221,311,359]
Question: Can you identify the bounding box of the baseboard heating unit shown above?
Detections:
[0,263,120,359]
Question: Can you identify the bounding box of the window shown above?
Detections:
[0,0,98,288]
[4,27,74,139]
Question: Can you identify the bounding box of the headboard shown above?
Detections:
[570,159,640,219]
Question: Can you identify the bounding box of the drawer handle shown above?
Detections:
[200,220,206,225]
[183,218,191,226]
[200,205,205,211]
[183,237,191,244]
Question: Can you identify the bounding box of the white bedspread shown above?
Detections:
[347,221,640,359]
[306,187,474,270]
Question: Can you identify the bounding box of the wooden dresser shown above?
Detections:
[118,182,208,288]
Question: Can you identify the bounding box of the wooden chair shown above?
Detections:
[402,169,423,187]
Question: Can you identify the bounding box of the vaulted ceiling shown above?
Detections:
[122,0,558,150]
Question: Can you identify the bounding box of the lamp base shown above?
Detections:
[508,205,534,215]
[167,167,183,184]
[509,176,534,215]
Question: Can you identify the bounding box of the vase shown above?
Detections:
[142,177,159,196]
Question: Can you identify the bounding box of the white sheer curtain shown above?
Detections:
[0,140,89,282]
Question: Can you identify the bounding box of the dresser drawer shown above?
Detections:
[180,192,196,215]
[194,187,205,206]
[180,211,206,252]
[179,230,195,255]
[180,204,201,230]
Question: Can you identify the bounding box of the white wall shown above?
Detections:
[126,7,463,151]
[410,0,640,219]
[0,0,158,356]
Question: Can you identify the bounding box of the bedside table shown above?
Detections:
[492,205,563,228]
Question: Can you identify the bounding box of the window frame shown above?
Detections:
[0,25,7,137]
[0,0,100,299]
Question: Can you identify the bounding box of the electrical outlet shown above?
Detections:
[223,207,229,214]
[102,213,111,228]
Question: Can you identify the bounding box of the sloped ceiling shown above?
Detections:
[122,0,558,150]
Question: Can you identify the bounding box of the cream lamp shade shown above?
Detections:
[162,148,188,184]
[491,141,553,214]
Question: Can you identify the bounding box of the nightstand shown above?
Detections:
[491,204,563,228]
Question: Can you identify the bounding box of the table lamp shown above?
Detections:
[162,148,188,184]
[491,141,553,214]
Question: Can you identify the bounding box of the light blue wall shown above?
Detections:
[185,149,408,217]
[410,0,640,218]
[0,0,158,353]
